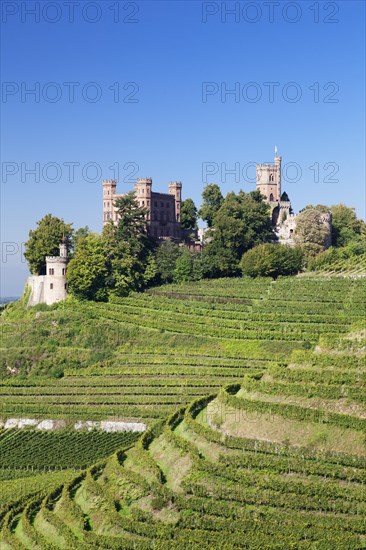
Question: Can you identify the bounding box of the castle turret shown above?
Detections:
[168,181,182,222]
[256,156,281,203]
[103,179,117,225]
[134,178,152,221]
[44,243,68,305]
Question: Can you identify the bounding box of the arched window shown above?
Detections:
[269,193,274,201]
[269,173,274,182]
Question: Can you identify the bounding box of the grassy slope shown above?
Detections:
[0,276,365,548]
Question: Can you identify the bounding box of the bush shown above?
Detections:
[240,244,303,278]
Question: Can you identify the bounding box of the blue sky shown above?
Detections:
[1,0,365,296]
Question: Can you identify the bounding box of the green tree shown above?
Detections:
[67,234,108,301]
[198,184,224,227]
[102,193,154,296]
[331,204,365,247]
[180,198,198,231]
[173,249,203,283]
[143,254,158,286]
[154,240,182,284]
[173,249,193,283]
[24,214,73,275]
[70,226,90,254]
[240,244,303,278]
[204,190,273,276]
[294,205,331,257]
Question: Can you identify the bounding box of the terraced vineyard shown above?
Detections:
[0,276,365,548]
[310,251,366,277]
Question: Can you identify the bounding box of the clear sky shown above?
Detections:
[1,0,365,296]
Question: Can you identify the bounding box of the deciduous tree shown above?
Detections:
[24,214,73,275]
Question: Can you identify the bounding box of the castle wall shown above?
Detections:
[27,275,45,306]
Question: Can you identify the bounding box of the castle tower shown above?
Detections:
[134,178,152,221]
[256,156,282,204]
[168,181,182,222]
[44,243,68,305]
[103,179,117,225]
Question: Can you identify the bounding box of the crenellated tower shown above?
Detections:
[168,181,182,222]
[256,156,282,204]
[134,178,152,221]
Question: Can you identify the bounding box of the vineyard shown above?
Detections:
[0,275,365,548]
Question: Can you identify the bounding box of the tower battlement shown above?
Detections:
[256,155,282,204]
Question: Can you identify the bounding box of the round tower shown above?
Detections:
[44,243,68,305]
[102,179,117,225]
[134,178,152,220]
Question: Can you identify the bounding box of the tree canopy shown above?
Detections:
[198,184,224,227]
[203,189,273,276]
[66,234,108,301]
[24,214,73,275]
[331,204,365,248]
[294,206,331,257]
[241,243,303,278]
[180,198,198,232]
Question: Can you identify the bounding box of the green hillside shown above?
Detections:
[0,276,365,548]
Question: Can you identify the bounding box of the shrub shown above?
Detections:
[240,244,303,278]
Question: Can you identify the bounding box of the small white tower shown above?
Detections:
[44,243,68,305]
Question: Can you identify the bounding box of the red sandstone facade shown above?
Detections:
[103,178,182,240]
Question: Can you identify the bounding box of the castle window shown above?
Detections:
[269,193,274,201]
[107,212,110,220]
[62,268,65,275]
[64,284,67,289]
[50,283,53,290]
[49,268,54,275]
[147,200,150,206]
[142,201,145,205]
[141,188,144,194]
[269,173,274,182]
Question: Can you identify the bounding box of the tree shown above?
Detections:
[180,198,198,231]
[70,226,90,254]
[173,250,193,283]
[173,249,204,283]
[24,214,73,275]
[294,205,331,257]
[240,244,303,278]
[331,204,365,247]
[154,240,182,284]
[67,234,108,301]
[114,192,149,251]
[102,193,155,296]
[204,190,273,276]
[198,184,224,227]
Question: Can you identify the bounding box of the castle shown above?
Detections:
[26,154,332,307]
[256,155,331,246]
[103,178,183,240]
[27,243,68,306]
